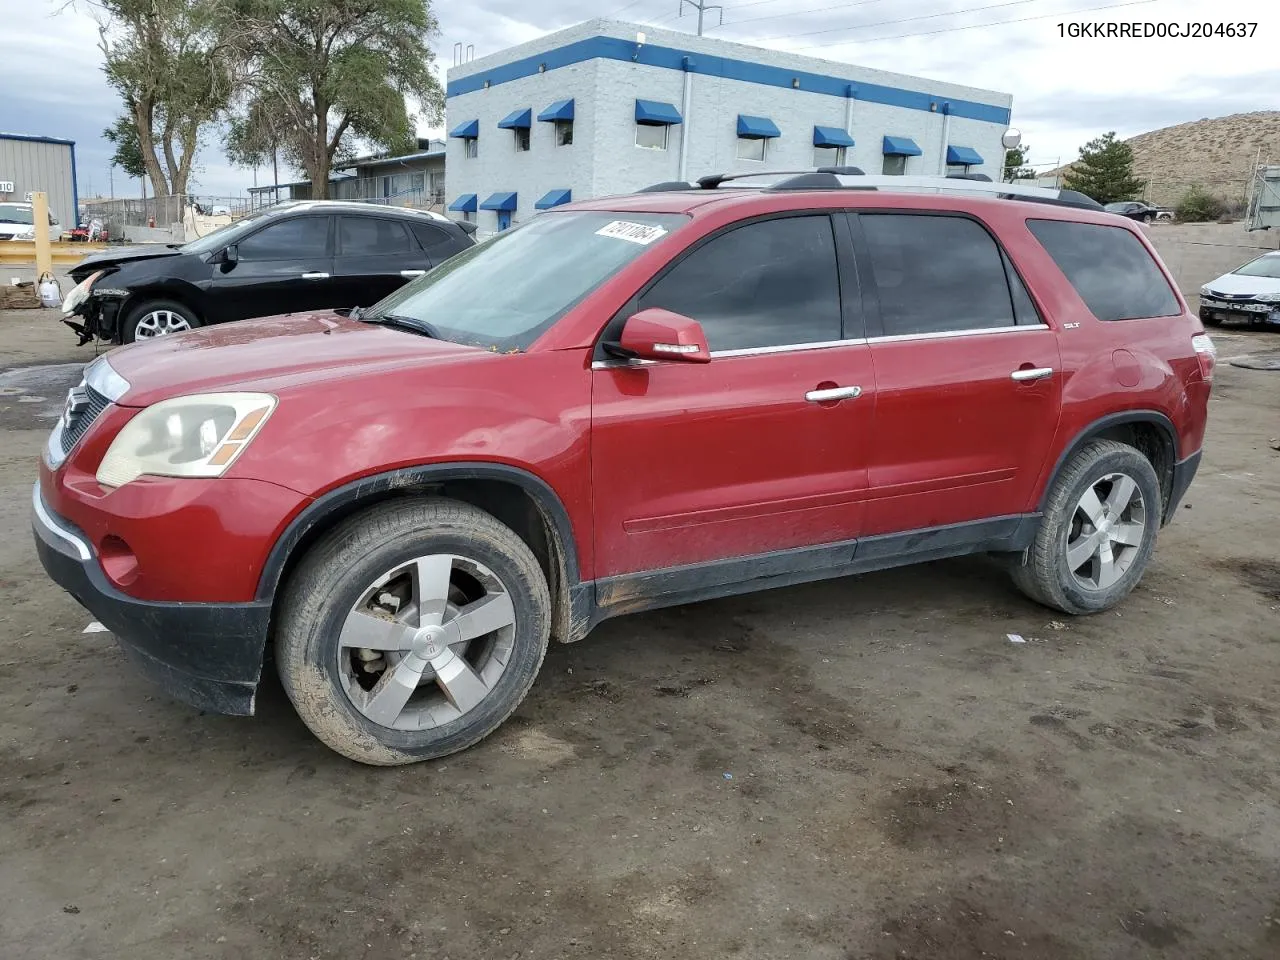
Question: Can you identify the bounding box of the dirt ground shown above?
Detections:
[0,303,1277,960]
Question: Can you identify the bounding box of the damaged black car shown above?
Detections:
[61,201,476,344]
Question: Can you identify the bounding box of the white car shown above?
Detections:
[0,201,61,241]
[1199,251,1280,329]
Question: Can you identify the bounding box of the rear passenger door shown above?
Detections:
[333,214,432,307]
[590,213,877,579]
[853,211,1062,536]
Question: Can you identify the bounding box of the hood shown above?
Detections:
[107,311,486,406]
[71,245,183,278]
[1204,272,1280,297]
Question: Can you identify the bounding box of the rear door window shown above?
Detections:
[1027,219,1179,320]
[411,222,462,263]
[637,215,842,352]
[339,216,414,256]
[861,213,1016,335]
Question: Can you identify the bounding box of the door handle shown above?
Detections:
[1011,366,1054,382]
[301,272,330,280]
[400,269,426,278]
[805,385,863,403]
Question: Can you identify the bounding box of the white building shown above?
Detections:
[444,19,1013,232]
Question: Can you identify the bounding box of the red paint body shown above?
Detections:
[42,189,1210,604]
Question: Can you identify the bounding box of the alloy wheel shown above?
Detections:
[134,310,192,338]
[1065,472,1147,590]
[337,554,517,730]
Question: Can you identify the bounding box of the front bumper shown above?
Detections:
[1199,298,1280,324]
[32,483,270,715]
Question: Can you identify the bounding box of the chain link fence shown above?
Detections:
[82,195,261,243]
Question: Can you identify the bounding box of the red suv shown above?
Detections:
[33,173,1215,765]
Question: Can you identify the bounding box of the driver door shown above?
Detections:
[207,214,334,323]
[589,213,877,581]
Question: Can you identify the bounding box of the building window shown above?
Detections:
[882,154,907,176]
[945,164,970,176]
[814,145,845,168]
[636,123,668,150]
[514,127,530,152]
[464,137,478,159]
[555,120,573,146]
[737,137,766,162]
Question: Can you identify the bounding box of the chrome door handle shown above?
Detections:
[400,269,426,278]
[805,385,862,403]
[1011,367,1054,382]
[301,272,330,280]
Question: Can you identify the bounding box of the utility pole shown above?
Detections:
[680,0,723,36]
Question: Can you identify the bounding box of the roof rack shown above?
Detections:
[637,170,1101,211]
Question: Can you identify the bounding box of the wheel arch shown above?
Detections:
[1038,411,1180,522]
[257,463,589,645]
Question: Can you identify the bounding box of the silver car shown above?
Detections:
[1199,251,1280,329]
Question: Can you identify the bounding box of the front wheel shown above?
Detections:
[1011,439,1161,615]
[275,497,551,765]
[122,299,201,342]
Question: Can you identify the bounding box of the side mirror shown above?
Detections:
[609,307,711,364]
[219,244,238,264]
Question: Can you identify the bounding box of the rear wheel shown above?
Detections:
[122,299,201,342]
[275,497,551,765]
[1012,440,1161,615]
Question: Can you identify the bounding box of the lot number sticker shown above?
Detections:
[596,220,668,245]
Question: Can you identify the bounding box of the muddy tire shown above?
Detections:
[275,497,551,765]
[1012,440,1161,615]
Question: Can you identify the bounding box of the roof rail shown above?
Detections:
[636,181,696,193]
[637,171,1104,211]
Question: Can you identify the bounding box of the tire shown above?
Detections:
[121,299,201,343]
[275,497,551,765]
[1011,439,1161,615]
[1142,213,1155,224]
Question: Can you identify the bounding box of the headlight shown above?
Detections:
[61,270,104,314]
[1255,292,1280,303]
[14,226,35,240]
[96,393,277,488]
[1199,286,1210,296]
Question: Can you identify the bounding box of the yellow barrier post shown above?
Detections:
[31,191,54,281]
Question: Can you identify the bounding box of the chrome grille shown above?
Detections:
[60,385,110,455]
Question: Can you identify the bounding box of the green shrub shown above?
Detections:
[1176,186,1227,223]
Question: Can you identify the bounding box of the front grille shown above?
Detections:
[60,385,111,455]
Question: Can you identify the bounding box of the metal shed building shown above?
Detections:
[0,133,78,231]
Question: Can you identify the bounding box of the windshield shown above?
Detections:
[0,203,34,225]
[179,207,289,255]
[1233,253,1280,279]
[366,211,688,349]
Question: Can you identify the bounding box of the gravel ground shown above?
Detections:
[0,310,1277,960]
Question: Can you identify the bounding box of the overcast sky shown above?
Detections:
[2,0,1277,200]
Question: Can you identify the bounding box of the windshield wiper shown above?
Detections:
[361,312,444,340]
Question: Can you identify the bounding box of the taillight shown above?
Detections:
[1192,333,1216,381]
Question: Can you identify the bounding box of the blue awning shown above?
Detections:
[946,145,984,166]
[480,192,518,212]
[737,115,781,139]
[448,193,478,213]
[813,126,854,148]
[882,135,922,156]
[449,119,479,139]
[635,99,682,125]
[535,189,572,209]
[497,108,532,129]
[538,99,575,122]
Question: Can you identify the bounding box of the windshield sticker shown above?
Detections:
[595,221,668,245]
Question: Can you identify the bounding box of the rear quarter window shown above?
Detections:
[1027,219,1180,321]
